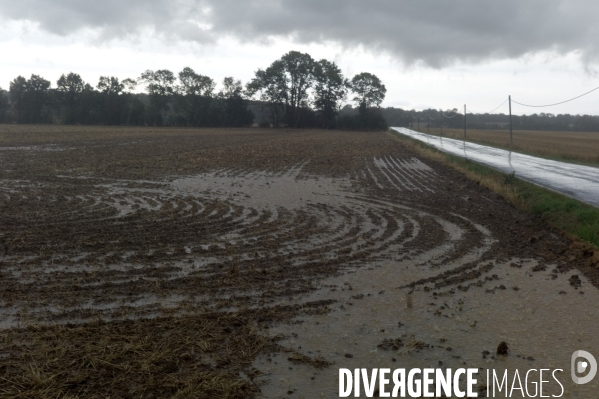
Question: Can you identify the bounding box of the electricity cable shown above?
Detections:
[442,110,460,119]
[486,98,508,114]
[512,85,599,108]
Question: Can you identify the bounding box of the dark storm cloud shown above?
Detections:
[1,0,598,66]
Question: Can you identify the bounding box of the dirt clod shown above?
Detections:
[569,275,582,288]
[497,342,509,356]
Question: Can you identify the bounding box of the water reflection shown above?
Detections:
[392,127,599,208]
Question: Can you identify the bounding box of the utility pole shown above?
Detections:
[427,116,430,134]
[441,112,443,136]
[464,104,467,139]
[509,95,513,146]
[417,115,420,131]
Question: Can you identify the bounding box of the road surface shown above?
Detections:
[392,127,599,208]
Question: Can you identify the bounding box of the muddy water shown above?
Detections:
[172,161,353,210]
[254,257,599,398]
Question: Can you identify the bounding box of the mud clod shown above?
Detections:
[532,264,547,272]
[569,275,582,288]
[497,342,509,356]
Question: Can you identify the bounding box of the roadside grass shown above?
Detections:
[390,130,599,250]
[409,127,599,167]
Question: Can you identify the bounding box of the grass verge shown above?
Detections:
[389,130,599,250]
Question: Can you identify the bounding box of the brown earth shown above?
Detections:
[0,125,596,398]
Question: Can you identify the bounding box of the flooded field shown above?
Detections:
[0,125,597,398]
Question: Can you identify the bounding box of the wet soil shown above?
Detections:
[0,125,597,398]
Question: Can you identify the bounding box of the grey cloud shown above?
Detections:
[1,0,598,66]
[0,0,214,42]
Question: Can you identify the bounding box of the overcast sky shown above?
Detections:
[2,0,599,115]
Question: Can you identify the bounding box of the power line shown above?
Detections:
[512,85,599,108]
[407,83,598,120]
[410,111,458,120]
[486,98,508,114]
[442,111,460,119]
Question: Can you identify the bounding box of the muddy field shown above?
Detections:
[0,125,598,398]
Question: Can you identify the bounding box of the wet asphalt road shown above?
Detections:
[391,127,599,208]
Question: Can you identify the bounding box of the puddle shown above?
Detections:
[172,160,352,210]
[254,258,599,398]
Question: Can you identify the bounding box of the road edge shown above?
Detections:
[388,128,599,280]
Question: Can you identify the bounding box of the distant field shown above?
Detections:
[416,127,599,165]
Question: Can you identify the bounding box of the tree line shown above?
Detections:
[379,107,599,132]
[0,50,388,130]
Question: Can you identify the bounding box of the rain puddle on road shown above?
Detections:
[391,127,599,208]
[254,256,599,398]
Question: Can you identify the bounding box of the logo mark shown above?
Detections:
[571,350,597,384]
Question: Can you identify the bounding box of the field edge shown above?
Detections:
[388,128,599,268]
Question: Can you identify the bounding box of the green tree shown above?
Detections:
[56,72,87,124]
[175,67,215,126]
[247,51,315,128]
[0,86,8,122]
[8,76,27,122]
[280,51,315,127]
[344,72,387,130]
[97,76,127,125]
[120,78,141,126]
[219,77,254,127]
[10,74,51,123]
[57,72,85,94]
[220,77,244,99]
[313,59,348,128]
[139,69,176,125]
[122,78,137,93]
[97,76,124,94]
[178,67,215,96]
[247,60,287,127]
[350,72,387,109]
